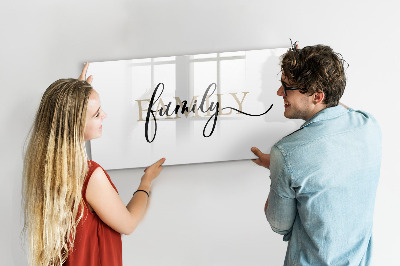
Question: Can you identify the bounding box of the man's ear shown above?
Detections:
[313,92,325,105]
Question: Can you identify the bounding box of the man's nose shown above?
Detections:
[277,85,285,96]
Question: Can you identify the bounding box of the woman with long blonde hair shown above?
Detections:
[23,64,165,265]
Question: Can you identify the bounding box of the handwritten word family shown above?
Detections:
[136,90,249,120]
[135,83,273,143]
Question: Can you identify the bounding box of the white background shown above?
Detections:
[1,1,399,265]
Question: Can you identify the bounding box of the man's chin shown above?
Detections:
[284,111,298,120]
[283,111,292,119]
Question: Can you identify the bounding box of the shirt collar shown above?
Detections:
[301,105,349,129]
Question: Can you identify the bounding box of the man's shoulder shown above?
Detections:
[348,109,380,127]
[273,128,310,157]
[274,107,381,157]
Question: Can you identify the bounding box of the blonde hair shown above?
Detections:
[23,79,93,265]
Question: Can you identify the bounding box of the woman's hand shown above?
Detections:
[142,158,166,186]
[78,62,93,84]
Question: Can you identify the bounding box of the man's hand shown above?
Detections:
[339,102,349,109]
[78,62,93,84]
[251,147,271,169]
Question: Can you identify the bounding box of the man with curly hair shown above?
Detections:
[251,44,381,265]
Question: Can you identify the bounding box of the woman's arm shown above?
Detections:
[86,158,165,235]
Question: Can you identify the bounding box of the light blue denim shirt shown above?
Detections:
[266,105,382,266]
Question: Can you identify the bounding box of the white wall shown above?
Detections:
[1,0,399,265]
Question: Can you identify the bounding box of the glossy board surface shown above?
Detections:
[87,48,301,169]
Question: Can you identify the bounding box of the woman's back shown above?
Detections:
[65,160,122,266]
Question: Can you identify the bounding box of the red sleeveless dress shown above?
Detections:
[64,160,122,266]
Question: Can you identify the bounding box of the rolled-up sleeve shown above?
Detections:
[266,145,297,241]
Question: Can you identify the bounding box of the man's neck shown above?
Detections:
[304,104,327,121]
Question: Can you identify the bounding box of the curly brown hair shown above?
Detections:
[281,44,347,107]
